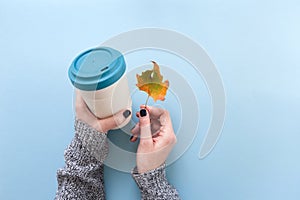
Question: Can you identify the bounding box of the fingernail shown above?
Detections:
[130,135,134,142]
[130,135,138,142]
[123,110,131,118]
[140,109,147,117]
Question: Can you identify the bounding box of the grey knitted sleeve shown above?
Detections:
[55,119,108,200]
[132,164,181,200]
[55,119,180,200]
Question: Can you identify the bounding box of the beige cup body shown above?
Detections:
[79,74,132,128]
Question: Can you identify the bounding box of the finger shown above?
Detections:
[159,109,172,126]
[131,122,140,135]
[129,123,140,142]
[75,90,87,110]
[140,105,165,119]
[152,109,174,141]
[131,119,161,140]
[151,119,161,135]
[131,119,163,143]
[132,119,160,134]
[75,89,80,103]
[130,134,139,142]
[98,109,131,132]
[136,111,140,118]
[75,90,97,121]
[138,108,153,146]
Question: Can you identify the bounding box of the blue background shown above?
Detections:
[1,0,300,199]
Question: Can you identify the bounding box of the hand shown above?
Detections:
[75,90,132,133]
[131,105,177,173]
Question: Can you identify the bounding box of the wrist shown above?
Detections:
[75,119,108,162]
[137,164,162,174]
[132,163,167,188]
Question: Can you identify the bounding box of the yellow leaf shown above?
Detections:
[136,61,169,102]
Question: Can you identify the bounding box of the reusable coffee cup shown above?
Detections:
[68,47,132,128]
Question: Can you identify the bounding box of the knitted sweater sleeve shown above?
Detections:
[55,119,108,200]
[132,164,181,200]
[55,119,180,200]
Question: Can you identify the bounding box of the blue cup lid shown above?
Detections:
[68,47,126,91]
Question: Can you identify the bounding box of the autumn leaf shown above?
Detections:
[136,61,169,103]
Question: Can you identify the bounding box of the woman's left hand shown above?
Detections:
[75,90,131,133]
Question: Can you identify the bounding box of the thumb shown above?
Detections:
[138,108,153,146]
[98,109,131,132]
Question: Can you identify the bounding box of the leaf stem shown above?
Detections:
[145,95,150,107]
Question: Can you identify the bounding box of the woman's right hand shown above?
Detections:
[131,106,177,173]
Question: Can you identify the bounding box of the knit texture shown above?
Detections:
[55,119,107,200]
[55,119,180,200]
[132,164,180,200]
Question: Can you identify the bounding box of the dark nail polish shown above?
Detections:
[123,110,131,118]
[130,135,134,141]
[140,109,147,117]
